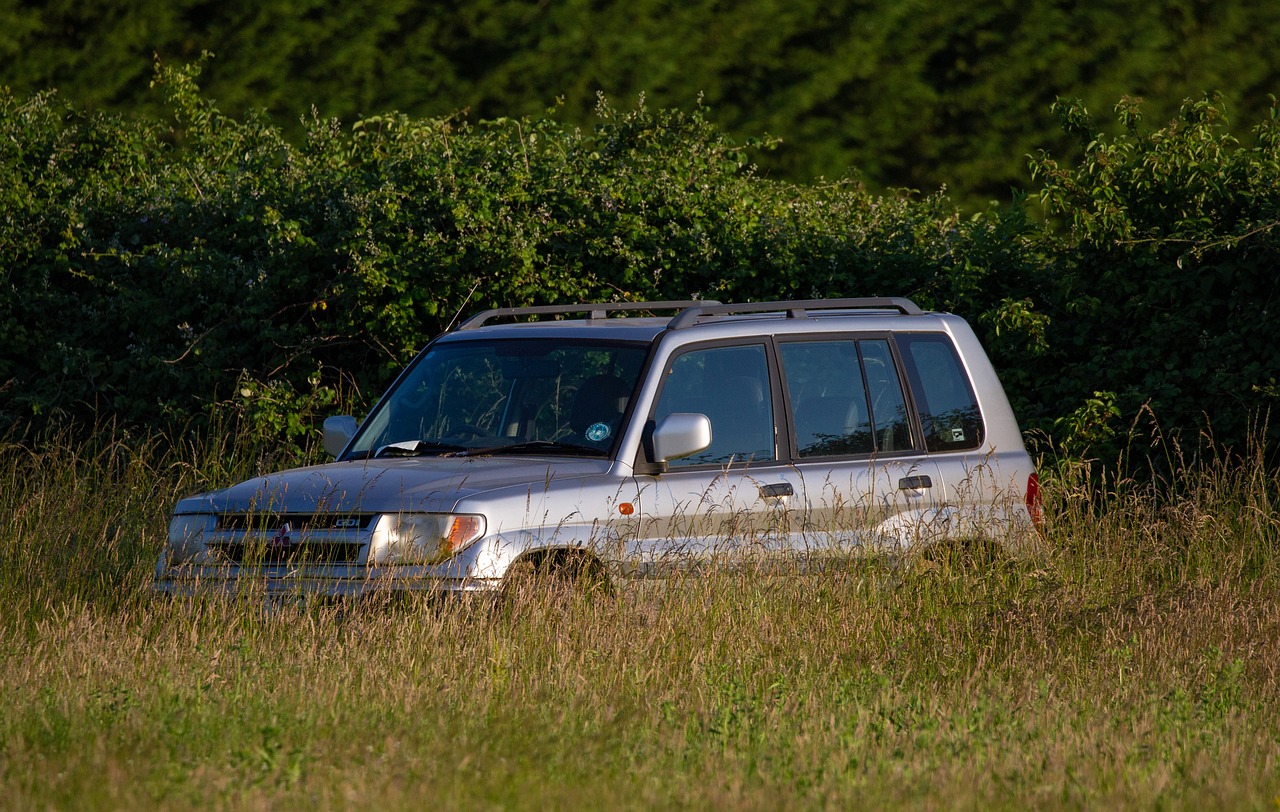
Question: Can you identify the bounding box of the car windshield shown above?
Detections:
[347,337,649,458]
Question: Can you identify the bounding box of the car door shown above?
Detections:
[893,332,1003,538]
[776,335,946,559]
[624,341,804,576]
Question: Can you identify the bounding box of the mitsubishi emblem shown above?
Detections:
[269,521,293,550]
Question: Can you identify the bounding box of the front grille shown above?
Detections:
[216,513,378,532]
[207,539,364,565]
[207,512,375,566]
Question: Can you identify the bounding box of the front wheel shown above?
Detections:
[499,550,614,605]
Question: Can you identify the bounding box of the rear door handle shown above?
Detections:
[759,482,794,498]
[898,475,933,490]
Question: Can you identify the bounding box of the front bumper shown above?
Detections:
[153,562,501,599]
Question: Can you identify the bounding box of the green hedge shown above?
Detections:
[2,62,1277,458]
[1030,96,1280,455]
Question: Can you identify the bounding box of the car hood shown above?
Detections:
[173,455,616,516]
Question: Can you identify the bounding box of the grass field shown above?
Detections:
[2,428,1278,810]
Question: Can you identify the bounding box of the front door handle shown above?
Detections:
[759,482,794,498]
[898,475,933,490]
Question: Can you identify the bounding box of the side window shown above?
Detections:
[897,333,985,452]
[779,338,915,457]
[653,344,775,466]
[778,341,873,457]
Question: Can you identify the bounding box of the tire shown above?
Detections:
[499,550,614,606]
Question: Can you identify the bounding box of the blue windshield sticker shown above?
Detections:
[586,422,611,442]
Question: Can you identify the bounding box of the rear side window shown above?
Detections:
[778,338,915,458]
[896,333,984,452]
[778,340,873,457]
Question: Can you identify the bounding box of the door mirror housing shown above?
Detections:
[650,412,713,465]
[323,415,359,457]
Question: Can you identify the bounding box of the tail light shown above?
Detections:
[1025,472,1044,533]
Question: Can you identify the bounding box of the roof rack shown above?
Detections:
[455,297,924,331]
[456,300,721,330]
[665,297,923,329]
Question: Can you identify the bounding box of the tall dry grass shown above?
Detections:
[0,416,295,617]
[1,424,1277,809]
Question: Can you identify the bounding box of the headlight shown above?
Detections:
[166,514,216,565]
[371,513,486,565]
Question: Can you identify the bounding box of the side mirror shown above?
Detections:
[323,415,359,457]
[651,413,712,465]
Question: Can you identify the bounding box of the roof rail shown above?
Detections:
[456,300,721,330]
[665,297,924,329]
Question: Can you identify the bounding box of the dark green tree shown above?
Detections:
[4,0,1278,209]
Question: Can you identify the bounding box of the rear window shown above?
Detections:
[896,333,985,452]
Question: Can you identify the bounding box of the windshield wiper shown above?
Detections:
[373,440,469,458]
[461,440,606,457]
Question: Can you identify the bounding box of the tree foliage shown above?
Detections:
[2,0,1277,209]
[1029,95,1280,451]
[0,62,1016,438]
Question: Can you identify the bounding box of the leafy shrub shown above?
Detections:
[1029,94,1280,455]
[1,61,1025,437]
[2,62,1277,462]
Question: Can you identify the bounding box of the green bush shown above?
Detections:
[2,63,1277,461]
[0,61,1009,435]
[1030,94,1280,455]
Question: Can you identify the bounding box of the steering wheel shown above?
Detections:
[449,423,496,439]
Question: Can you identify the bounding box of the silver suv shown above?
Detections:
[156,298,1042,596]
